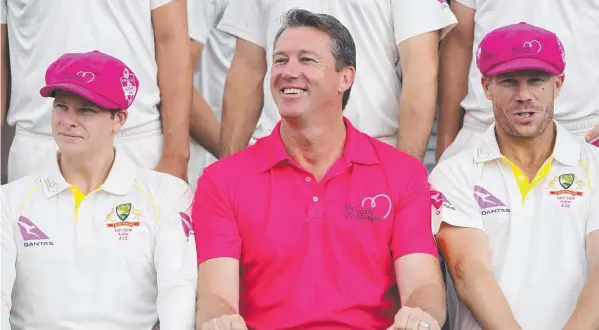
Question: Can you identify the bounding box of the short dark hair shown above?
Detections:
[273,9,356,110]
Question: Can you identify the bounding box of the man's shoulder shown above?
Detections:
[133,168,191,198]
[1,175,46,198]
[579,143,599,172]
[367,136,428,173]
[430,145,479,182]
[202,142,264,180]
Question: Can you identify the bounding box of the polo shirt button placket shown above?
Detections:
[76,197,94,248]
[307,177,324,220]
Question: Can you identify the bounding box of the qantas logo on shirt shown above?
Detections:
[429,188,455,215]
[179,212,194,240]
[18,216,54,247]
[473,186,510,215]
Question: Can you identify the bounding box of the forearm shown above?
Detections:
[564,271,599,330]
[190,89,220,158]
[397,85,437,160]
[218,73,263,157]
[156,39,193,161]
[436,38,471,160]
[403,282,447,326]
[196,292,239,327]
[453,265,520,330]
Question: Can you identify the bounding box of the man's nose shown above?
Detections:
[281,59,300,79]
[515,83,534,102]
[60,108,80,127]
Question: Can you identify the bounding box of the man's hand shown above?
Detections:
[386,306,440,330]
[155,155,188,182]
[200,314,247,330]
[586,124,599,147]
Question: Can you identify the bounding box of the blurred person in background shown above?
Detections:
[1,0,192,183]
[217,0,456,161]
[437,0,599,162]
[187,0,235,191]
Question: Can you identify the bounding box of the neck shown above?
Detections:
[280,112,346,181]
[496,124,556,174]
[59,147,116,195]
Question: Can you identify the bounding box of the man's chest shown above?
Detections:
[476,165,591,240]
[234,170,397,266]
[14,193,158,272]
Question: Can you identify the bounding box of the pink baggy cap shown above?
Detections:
[40,50,139,111]
[476,22,566,76]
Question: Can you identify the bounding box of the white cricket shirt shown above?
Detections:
[457,0,599,129]
[1,149,197,330]
[188,0,234,172]
[218,0,457,146]
[429,123,599,330]
[1,0,173,135]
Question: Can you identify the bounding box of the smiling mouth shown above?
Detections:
[281,88,307,95]
[515,112,534,117]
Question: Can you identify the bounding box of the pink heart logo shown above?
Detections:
[360,194,392,220]
[523,40,542,54]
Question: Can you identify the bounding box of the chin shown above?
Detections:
[56,142,88,155]
[278,106,306,119]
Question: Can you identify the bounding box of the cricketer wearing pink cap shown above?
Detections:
[431,23,599,330]
[193,9,445,330]
[1,51,197,330]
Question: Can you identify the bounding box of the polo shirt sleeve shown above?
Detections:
[1,0,7,24]
[154,183,197,329]
[429,164,483,234]
[455,0,477,9]
[588,186,599,236]
[1,187,16,330]
[188,0,218,44]
[391,0,457,45]
[150,0,173,10]
[193,167,242,264]
[391,162,439,260]
[217,0,265,49]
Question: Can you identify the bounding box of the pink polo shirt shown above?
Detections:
[192,118,438,330]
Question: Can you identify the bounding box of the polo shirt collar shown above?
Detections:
[40,148,137,198]
[473,121,581,166]
[259,117,379,171]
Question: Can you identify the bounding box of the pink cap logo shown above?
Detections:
[557,39,566,64]
[120,68,137,106]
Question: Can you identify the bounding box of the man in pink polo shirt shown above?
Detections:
[192,8,446,330]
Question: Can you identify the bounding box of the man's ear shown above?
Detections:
[112,111,128,134]
[553,73,565,99]
[339,66,356,94]
[481,76,493,100]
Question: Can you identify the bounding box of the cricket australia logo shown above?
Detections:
[547,173,585,208]
[116,203,131,220]
[105,203,142,241]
